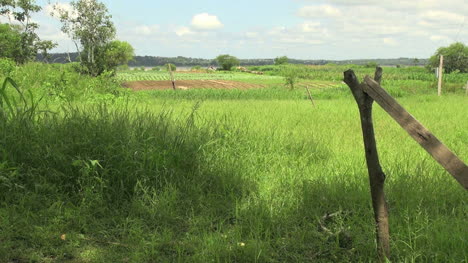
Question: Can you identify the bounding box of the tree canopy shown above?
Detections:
[428,42,468,73]
[54,0,116,75]
[274,56,289,65]
[0,0,56,64]
[216,54,239,71]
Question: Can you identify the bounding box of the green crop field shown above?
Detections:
[1,62,467,262]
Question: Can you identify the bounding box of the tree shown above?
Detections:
[0,23,21,59]
[54,0,116,76]
[428,42,468,73]
[99,40,134,73]
[274,56,289,65]
[0,0,55,64]
[216,54,239,70]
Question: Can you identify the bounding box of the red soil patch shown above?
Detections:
[123,80,264,91]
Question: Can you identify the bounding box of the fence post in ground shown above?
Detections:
[438,55,444,96]
[344,67,390,262]
[168,65,176,90]
[305,86,315,107]
[465,80,468,96]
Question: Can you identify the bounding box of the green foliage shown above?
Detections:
[0,1,56,64]
[216,54,240,70]
[53,0,116,76]
[0,23,21,60]
[365,61,378,68]
[274,56,289,65]
[99,40,134,73]
[281,66,299,89]
[165,63,176,71]
[428,42,468,73]
[1,63,468,262]
[151,66,161,71]
[0,58,15,75]
[191,65,201,71]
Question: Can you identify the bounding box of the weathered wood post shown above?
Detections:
[168,64,176,90]
[305,86,315,107]
[344,67,390,261]
[438,55,444,96]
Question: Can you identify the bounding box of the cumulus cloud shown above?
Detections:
[190,13,223,30]
[297,5,342,18]
[175,26,194,36]
[135,25,160,36]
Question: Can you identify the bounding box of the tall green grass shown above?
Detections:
[1,92,467,262]
[0,64,467,262]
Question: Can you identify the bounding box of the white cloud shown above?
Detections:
[190,13,223,30]
[300,22,322,33]
[175,26,194,36]
[430,35,451,42]
[297,5,342,18]
[45,2,75,18]
[135,25,160,36]
[383,38,398,46]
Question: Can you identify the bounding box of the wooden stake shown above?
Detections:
[305,86,315,107]
[344,67,390,262]
[361,76,468,189]
[168,65,176,90]
[465,80,468,96]
[438,55,443,96]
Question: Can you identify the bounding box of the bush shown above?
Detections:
[216,54,240,71]
[165,63,176,71]
[365,61,378,68]
[152,66,161,71]
[274,56,289,65]
[281,67,299,89]
[0,58,15,76]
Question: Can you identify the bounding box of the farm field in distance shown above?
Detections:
[1,63,467,262]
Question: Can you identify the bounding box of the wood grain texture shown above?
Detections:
[362,76,468,189]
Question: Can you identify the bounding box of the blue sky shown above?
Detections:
[12,0,468,59]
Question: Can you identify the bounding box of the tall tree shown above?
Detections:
[54,0,116,76]
[428,42,468,73]
[0,0,55,63]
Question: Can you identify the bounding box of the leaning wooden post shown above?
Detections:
[344,67,390,261]
[305,86,315,107]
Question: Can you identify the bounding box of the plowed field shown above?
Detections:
[123,80,264,90]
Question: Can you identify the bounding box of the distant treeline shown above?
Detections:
[38,53,428,67]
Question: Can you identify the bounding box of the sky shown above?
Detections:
[5,0,468,59]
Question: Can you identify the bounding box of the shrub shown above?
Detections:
[165,63,176,71]
[216,54,240,71]
[0,58,15,76]
[274,56,289,65]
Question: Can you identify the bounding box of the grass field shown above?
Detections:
[0,63,467,262]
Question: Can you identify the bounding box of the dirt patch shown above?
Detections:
[122,80,264,91]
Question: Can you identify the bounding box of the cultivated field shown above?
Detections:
[0,63,467,262]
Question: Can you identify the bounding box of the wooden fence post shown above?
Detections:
[465,80,468,96]
[344,67,390,261]
[438,55,443,96]
[168,65,176,90]
[305,86,315,107]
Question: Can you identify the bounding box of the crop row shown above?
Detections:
[117,72,281,82]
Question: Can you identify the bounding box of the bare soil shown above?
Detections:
[122,80,264,91]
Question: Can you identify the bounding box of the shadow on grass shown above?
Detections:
[0,104,257,262]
